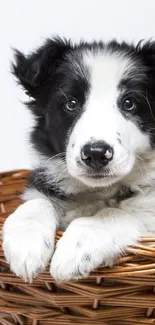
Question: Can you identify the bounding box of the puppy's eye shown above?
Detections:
[123,98,137,112]
[65,99,78,111]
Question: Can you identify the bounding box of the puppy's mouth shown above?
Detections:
[82,171,119,182]
[76,171,120,187]
[86,173,114,179]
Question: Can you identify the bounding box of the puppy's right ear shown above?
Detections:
[12,37,72,98]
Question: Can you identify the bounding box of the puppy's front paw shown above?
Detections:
[3,199,56,281]
[50,219,114,282]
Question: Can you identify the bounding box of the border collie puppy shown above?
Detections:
[3,37,155,282]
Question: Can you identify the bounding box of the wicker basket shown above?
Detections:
[1,170,155,325]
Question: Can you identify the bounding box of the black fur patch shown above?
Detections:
[116,186,135,203]
[27,168,67,200]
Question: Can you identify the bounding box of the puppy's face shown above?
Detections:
[13,39,155,187]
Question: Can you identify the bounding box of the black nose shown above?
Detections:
[81,141,113,169]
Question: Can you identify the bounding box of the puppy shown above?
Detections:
[3,37,155,282]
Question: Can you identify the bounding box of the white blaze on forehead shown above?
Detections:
[71,50,138,144]
[69,50,135,145]
[83,50,135,99]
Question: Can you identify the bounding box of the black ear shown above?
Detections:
[136,40,155,73]
[12,37,72,98]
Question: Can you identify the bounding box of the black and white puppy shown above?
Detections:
[3,37,155,282]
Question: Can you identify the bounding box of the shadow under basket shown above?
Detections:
[1,171,155,325]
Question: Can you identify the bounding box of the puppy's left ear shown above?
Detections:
[12,37,72,98]
[136,40,155,72]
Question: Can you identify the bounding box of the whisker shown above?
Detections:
[135,154,149,182]
[41,152,66,167]
[59,84,68,101]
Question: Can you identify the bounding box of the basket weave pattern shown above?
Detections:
[1,170,155,324]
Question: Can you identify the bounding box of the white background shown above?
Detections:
[1,0,155,172]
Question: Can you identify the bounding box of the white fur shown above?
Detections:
[50,209,142,281]
[51,182,155,282]
[3,199,58,281]
[22,188,48,201]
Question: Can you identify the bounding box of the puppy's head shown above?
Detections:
[13,38,155,187]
